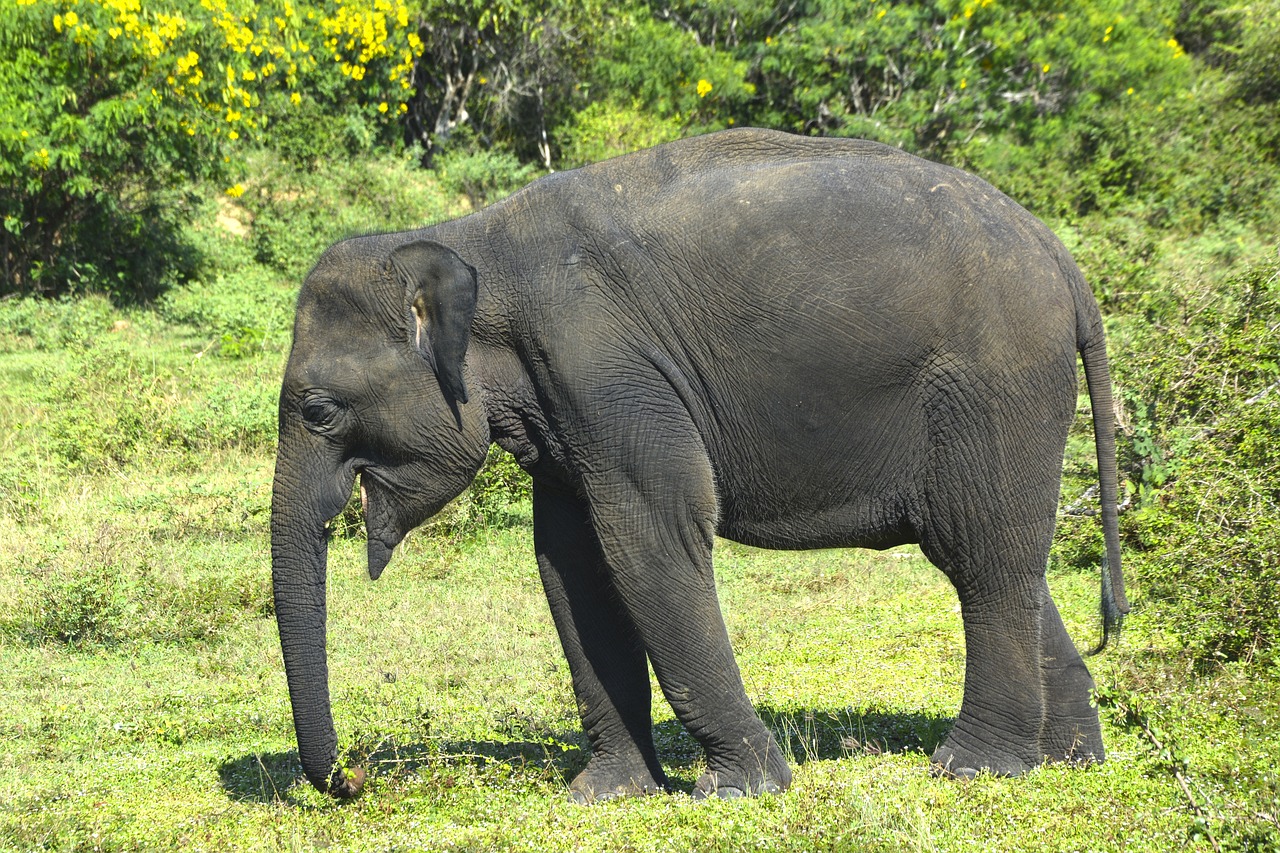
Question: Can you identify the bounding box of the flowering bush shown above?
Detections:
[0,0,424,296]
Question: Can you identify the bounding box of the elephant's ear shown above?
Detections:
[390,240,477,404]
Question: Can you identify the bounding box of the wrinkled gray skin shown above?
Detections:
[271,128,1128,802]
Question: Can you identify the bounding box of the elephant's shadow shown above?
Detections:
[217,706,953,803]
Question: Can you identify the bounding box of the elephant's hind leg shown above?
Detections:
[533,481,668,802]
[926,526,1050,779]
[1038,590,1104,765]
[920,381,1073,778]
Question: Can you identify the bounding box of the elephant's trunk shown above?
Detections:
[270,438,366,799]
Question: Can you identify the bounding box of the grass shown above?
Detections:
[2,467,1271,851]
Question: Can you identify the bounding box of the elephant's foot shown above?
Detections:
[568,754,668,804]
[1040,717,1105,766]
[1039,696,1105,766]
[692,734,792,800]
[1040,661,1105,765]
[930,726,1038,780]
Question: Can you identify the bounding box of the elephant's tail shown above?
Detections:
[1077,295,1129,655]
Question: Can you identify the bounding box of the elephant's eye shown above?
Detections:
[299,393,346,435]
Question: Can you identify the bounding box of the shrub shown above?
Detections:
[334,447,532,541]
[28,559,130,647]
[434,146,538,208]
[465,447,532,527]
[40,337,178,470]
[1117,257,1280,664]
[0,0,220,297]
[170,375,279,454]
[1,0,424,297]
[236,151,462,280]
[1223,0,1280,103]
[6,526,276,648]
[156,264,296,349]
[0,291,116,352]
[554,100,684,168]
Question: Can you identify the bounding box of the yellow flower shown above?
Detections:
[1127,87,1135,95]
[290,92,301,105]
[228,130,239,140]
[959,78,967,89]
[377,102,388,113]
[64,10,78,27]
[1042,63,1051,74]
[696,78,713,98]
[226,183,245,197]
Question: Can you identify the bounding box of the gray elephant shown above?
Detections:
[271,127,1127,802]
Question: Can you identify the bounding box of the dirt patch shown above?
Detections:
[216,196,252,237]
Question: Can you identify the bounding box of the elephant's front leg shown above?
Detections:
[534,480,668,802]
[565,389,790,799]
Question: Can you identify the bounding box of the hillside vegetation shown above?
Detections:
[1,1,1278,850]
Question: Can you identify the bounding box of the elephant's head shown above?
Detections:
[270,237,491,797]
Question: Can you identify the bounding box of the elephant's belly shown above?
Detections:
[717,505,920,552]
[709,421,925,552]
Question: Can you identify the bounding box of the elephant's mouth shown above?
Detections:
[358,470,403,580]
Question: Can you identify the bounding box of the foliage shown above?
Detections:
[1215,0,1280,103]
[1116,257,1280,664]
[434,145,538,208]
[0,0,423,296]
[7,0,1279,299]
[234,150,463,279]
[553,99,684,168]
[40,337,179,470]
[0,291,117,352]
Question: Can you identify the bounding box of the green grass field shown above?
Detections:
[0,348,1275,851]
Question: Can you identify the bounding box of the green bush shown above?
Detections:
[465,446,532,527]
[7,531,275,648]
[237,151,462,280]
[156,265,296,350]
[1,0,425,297]
[40,338,178,470]
[425,446,533,537]
[27,559,130,647]
[554,100,684,168]
[0,0,220,297]
[1118,257,1280,664]
[434,146,538,209]
[170,374,279,454]
[0,291,117,352]
[1223,0,1280,103]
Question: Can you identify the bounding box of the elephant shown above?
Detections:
[270,127,1128,803]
